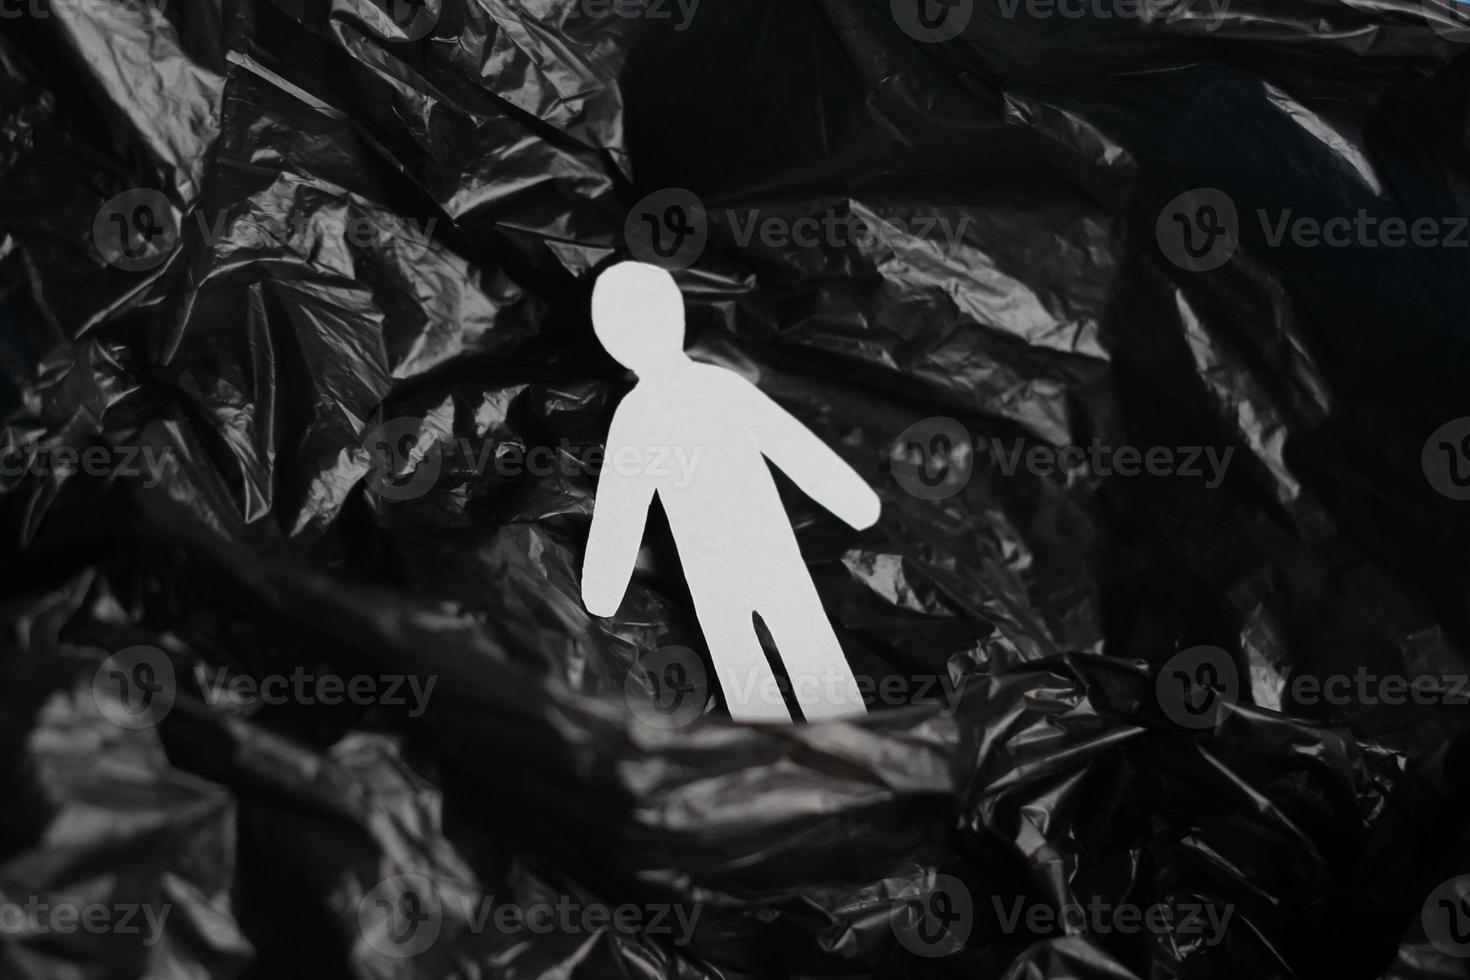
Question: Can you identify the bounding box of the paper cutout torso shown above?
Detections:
[582,262,880,724]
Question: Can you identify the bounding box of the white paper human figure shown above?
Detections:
[582,262,880,723]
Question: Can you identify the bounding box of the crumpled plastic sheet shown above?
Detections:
[3,0,1470,977]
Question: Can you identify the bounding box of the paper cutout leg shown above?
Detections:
[690,594,792,724]
[754,577,866,722]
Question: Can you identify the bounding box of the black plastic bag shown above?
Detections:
[4,0,1470,977]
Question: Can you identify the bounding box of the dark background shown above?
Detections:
[3,0,1470,976]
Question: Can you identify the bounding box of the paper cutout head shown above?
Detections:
[591,261,687,375]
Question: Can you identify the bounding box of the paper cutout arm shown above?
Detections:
[742,380,881,530]
[582,407,656,617]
